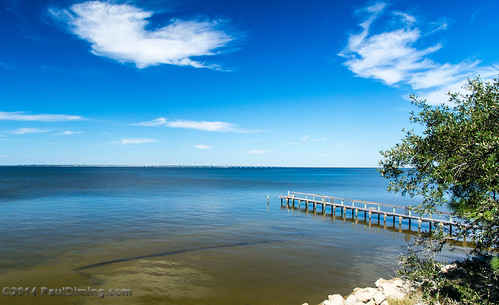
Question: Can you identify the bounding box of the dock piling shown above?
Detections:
[279,192,459,234]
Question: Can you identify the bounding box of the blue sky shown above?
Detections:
[1,0,498,166]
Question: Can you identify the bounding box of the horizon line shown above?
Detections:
[0,164,382,169]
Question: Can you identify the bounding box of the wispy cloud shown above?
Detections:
[246,149,272,155]
[12,128,50,135]
[0,62,15,70]
[54,130,82,136]
[340,2,498,104]
[302,135,327,142]
[50,1,234,69]
[0,111,85,122]
[194,144,212,149]
[111,138,157,144]
[133,117,262,133]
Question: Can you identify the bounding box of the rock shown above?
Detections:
[441,263,457,274]
[375,278,387,288]
[354,287,377,302]
[344,295,361,305]
[391,278,405,287]
[313,277,414,305]
[401,282,412,294]
[373,291,385,305]
[375,278,407,300]
[323,299,344,305]
[327,294,345,305]
[302,303,309,305]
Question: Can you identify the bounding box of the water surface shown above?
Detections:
[0,167,464,305]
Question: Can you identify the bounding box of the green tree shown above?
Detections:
[379,76,499,304]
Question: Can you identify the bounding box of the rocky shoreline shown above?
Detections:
[303,277,413,305]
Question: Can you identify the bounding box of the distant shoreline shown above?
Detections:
[0,165,381,169]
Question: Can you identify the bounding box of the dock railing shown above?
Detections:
[280,191,462,231]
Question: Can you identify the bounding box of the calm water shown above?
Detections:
[0,167,464,305]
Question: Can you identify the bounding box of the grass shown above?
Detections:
[386,295,420,305]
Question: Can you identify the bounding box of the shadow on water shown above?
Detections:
[75,240,278,271]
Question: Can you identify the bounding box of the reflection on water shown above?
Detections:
[0,167,468,305]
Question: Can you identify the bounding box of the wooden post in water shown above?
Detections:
[280,192,459,236]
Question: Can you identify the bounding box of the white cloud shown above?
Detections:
[393,11,415,24]
[311,137,327,142]
[133,117,262,133]
[0,111,85,121]
[112,138,157,144]
[246,149,272,155]
[50,1,234,69]
[194,144,212,149]
[302,135,327,142]
[340,2,498,104]
[54,130,82,135]
[12,128,50,135]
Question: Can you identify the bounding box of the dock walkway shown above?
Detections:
[280,191,461,232]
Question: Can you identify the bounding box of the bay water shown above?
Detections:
[0,167,464,305]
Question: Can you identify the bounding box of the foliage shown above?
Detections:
[379,76,499,304]
[398,238,498,305]
[491,256,499,271]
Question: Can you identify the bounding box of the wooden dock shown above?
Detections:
[280,191,461,232]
